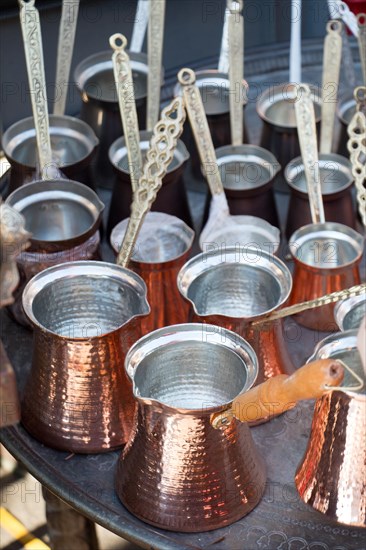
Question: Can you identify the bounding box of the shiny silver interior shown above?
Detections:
[74,50,149,102]
[2,115,98,168]
[337,95,356,126]
[290,223,364,269]
[109,131,188,175]
[178,248,292,318]
[5,180,103,242]
[285,154,352,194]
[110,212,194,262]
[257,83,321,128]
[309,331,365,396]
[127,324,258,409]
[174,70,248,116]
[334,295,366,331]
[215,144,280,190]
[24,262,149,338]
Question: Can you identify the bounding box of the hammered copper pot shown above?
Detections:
[295,330,366,528]
[289,223,364,331]
[116,323,266,532]
[177,247,294,385]
[21,261,150,453]
[5,179,104,327]
[2,115,99,192]
[107,132,193,235]
[110,212,195,333]
[285,154,355,239]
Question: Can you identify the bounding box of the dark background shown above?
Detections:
[0,0,330,129]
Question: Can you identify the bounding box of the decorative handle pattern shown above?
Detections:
[116,96,186,267]
[130,0,149,53]
[177,68,224,196]
[320,20,342,154]
[250,283,366,326]
[347,86,366,227]
[147,0,165,129]
[294,83,325,224]
[228,0,244,146]
[53,0,80,116]
[110,33,143,194]
[357,13,366,85]
[19,0,53,177]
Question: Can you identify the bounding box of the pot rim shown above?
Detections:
[284,153,353,195]
[110,212,195,264]
[177,246,292,320]
[256,82,321,129]
[2,115,99,170]
[334,294,366,331]
[22,261,150,340]
[109,130,189,175]
[289,222,364,271]
[5,179,104,249]
[307,329,365,399]
[124,323,259,415]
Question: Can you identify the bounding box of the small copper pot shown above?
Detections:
[284,153,355,239]
[257,83,321,189]
[110,212,195,333]
[74,50,161,189]
[295,330,366,528]
[334,294,366,331]
[289,223,364,331]
[116,323,266,532]
[215,144,281,227]
[336,92,356,157]
[21,261,150,453]
[2,115,99,192]
[177,248,294,385]
[107,131,192,235]
[5,179,104,327]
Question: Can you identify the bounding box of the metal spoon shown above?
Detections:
[110,33,143,194]
[146,0,165,130]
[228,0,244,146]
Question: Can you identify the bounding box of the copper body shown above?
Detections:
[110,213,195,333]
[21,261,150,453]
[107,133,192,235]
[116,324,266,532]
[295,331,366,527]
[289,223,364,331]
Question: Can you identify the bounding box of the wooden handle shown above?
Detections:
[211,359,344,428]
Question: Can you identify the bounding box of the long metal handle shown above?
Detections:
[250,283,366,326]
[177,68,225,196]
[19,0,53,177]
[116,96,186,267]
[295,83,325,224]
[218,6,230,72]
[320,20,342,154]
[228,0,244,146]
[130,0,149,53]
[146,0,165,129]
[357,13,366,85]
[347,86,366,227]
[53,0,80,116]
[110,33,143,194]
[289,0,302,82]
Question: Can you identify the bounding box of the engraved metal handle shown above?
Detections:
[289,0,302,83]
[110,33,143,194]
[130,0,149,53]
[53,0,80,116]
[177,68,224,196]
[320,20,342,154]
[147,0,165,129]
[19,0,53,178]
[347,86,366,227]
[218,6,230,72]
[294,84,325,224]
[228,0,244,146]
[116,96,186,267]
[357,13,366,85]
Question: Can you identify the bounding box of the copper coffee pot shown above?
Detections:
[116,323,344,532]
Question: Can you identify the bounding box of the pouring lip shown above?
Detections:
[307,329,365,399]
[124,323,259,415]
[22,261,150,340]
[177,246,292,320]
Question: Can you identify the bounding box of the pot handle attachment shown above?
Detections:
[211,359,344,429]
[228,0,244,146]
[110,33,143,194]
